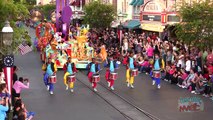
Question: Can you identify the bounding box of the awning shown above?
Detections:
[123,20,141,29]
[141,23,165,32]
[137,0,144,6]
[132,0,139,6]
[129,0,136,5]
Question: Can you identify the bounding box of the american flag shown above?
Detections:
[18,43,33,55]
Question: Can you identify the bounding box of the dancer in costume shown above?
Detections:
[126,51,136,88]
[42,58,57,94]
[152,53,165,89]
[87,58,100,92]
[63,57,77,92]
[105,57,119,90]
[99,45,107,62]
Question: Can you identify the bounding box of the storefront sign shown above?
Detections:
[143,1,164,12]
[143,15,161,21]
[141,24,165,32]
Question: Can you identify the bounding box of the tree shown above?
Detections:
[175,0,213,49]
[0,0,30,55]
[83,0,116,29]
[36,4,55,20]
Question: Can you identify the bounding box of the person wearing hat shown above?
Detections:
[105,57,118,90]
[42,57,57,95]
[63,57,77,92]
[87,58,100,92]
[152,53,165,89]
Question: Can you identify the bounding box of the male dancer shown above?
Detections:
[87,58,100,91]
[42,58,57,94]
[63,57,77,92]
[126,51,135,88]
[152,53,165,89]
[105,57,118,90]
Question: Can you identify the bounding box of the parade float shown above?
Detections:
[35,20,94,68]
[33,0,106,69]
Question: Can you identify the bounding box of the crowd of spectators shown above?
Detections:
[0,66,34,120]
[87,28,213,100]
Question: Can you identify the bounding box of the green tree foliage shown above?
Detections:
[36,4,55,20]
[175,1,213,49]
[83,0,116,29]
[0,0,30,55]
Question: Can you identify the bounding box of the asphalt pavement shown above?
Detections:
[80,64,213,120]
[15,52,128,120]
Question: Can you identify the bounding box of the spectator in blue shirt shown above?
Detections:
[0,97,9,120]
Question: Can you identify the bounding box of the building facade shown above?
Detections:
[139,0,181,32]
[139,0,209,32]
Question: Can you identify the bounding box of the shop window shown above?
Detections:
[167,15,180,22]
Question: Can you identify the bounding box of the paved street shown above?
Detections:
[83,65,213,120]
[15,52,127,120]
[14,27,212,120]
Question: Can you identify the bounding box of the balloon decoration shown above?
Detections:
[35,22,56,50]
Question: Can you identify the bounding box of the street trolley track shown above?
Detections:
[76,77,133,120]
[77,70,160,120]
[98,82,160,120]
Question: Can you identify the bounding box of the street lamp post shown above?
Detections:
[1,20,14,120]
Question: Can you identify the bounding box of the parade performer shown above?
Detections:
[63,57,77,92]
[42,58,57,94]
[105,57,118,90]
[126,51,137,88]
[87,58,100,92]
[99,45,107,62]
[151,53,165,89]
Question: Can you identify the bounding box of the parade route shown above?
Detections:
[13,27,212,120]
[15,51,213,120]
[15,52,128,120]
[81,65,213,120]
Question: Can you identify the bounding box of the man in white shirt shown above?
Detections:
[185,56,191,74]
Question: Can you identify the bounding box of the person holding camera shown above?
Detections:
[12,77,29,100]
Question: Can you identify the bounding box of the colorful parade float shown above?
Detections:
[33,0,95,69]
